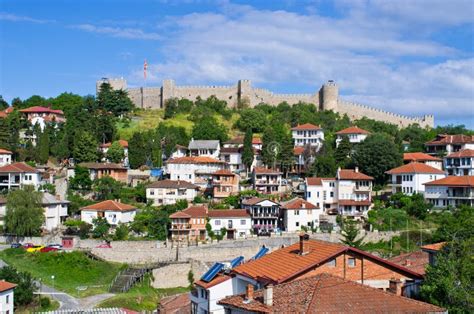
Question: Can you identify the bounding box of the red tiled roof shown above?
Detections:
[254,167,282,174]
[421,242,446,252]
[281,198,318,210]
[100,140,129,148]
[169,211,191,219]
[19,106,64,115]
[0,281,16,292]
[167,156,225,164]
[81,200,136,212]
[0,162,38,173]
[386,162,445,175]
[306,177,335,186]
[195,273,231,289]
[338,200,371,206]
[252,137,262,144]
[218,273,445,313]
[291,123,321,131]
[208,209,250,218]
[0,148,12,154]
[170,205,208,219]
[293,147,304,155]
[220,147,242,154]
[241,197,266,205]
[338,169,373,180]
[79,162,126,170]
[446,149,474,158]
[213,169,235,176]
[0,111,7,119]
[146,180,198,189]
[158,292,190,313]
[424,176,474,187]
[403,152,441,162]
[336,126,370,135]
[426,134,474,145]
[389,250,429,275]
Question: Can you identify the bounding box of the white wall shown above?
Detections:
[391,173,446,195]
[284,208,322,232]
[0,289,14,314]
[292,130,324,147]
[167,163,224,184]
[44,203,68,231]
[0,153,11,167]
[81,210,136,225]
[146,187,197,206]
[210,217,251,238]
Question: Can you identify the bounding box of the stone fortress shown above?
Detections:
[96,78,434,128]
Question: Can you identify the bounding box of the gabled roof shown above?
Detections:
[0,162,38,173]
[188,139,220,150]
[208,209,250,218]
[281,198,318,210]
[79,162,126,170]
[166,156,225,164]
[100,140,129,148]
[388,250,429,275]
[254,167,282,175]
[42,193,70,205]
[426,134,474,145]
[336,126,370,135]
[218,273,445,313]
[424,176,474,187]
[0,148,12,154]
[213,169,235,176]
[170,205,208,219]
[386,162,445,175]
[220,147,242,154]
[195,273,231,289]
[446,149,474,158]
[421,242,446,252]
[19,106,64,115]
[306,177,335,186]
[0,281,17,292]
[158,292,190,313]
[146,179,198,189]
[338,169,373,180]
[293,147,304,156]
[241,197,278,206]
[404,152,441,162]
[291,123,321,131]
[81,200,136,212]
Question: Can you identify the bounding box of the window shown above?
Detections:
[296,222,299,227]
[330,192,334,197]
[240,219,246,225]
[295,210,300,215]
[6,295,9,304]
[348,257,356,267]
[150,190,155,195]
[215,220,221,225]
[307,191,311,198]
[327,259,336,267]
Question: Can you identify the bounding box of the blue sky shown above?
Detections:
[1,0,473,127]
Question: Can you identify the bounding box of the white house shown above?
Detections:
[42,193,69,231]
[403,152,443,170]
[170,144,188,159]
[19,106,66,130]
[219,147,244,173]
[444,149,474,176]
[188,139,220,158]
[80,200,137,225]
[305,177,337,214]
[207,209,251,239]
[146,179,199,206]
[0,281,16,314]
[0,149,12,167]
[166,156,226,189]
[386,162,446,195]
[192,274,241,314]
[0,162,41,191]
[99,139,129,166]
[425,134,474,156]
[335,126,370,147]
[252,167,283,194]
[241,197,281,233]
[280,198,321,232]
[424,176,474,208]
[291,123,324,148]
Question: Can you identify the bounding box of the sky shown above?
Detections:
[0,0,473,127]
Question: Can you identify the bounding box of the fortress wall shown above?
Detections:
[248,87,317,106]
[128,87,163,109]
[337,100,434,128]
[172,85,239,107]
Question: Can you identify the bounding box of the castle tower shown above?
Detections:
[320,80,338,111]
[238,79,252,107]
[96,77,127,94]
[161,79,176,108]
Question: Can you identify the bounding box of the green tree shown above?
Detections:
[404,193,432,219]
[69,166,93,192]
[261,126,277,167]
[335,135,351,167]
[235,109,268,133]
[164,98,178,119]
[352,133,402,185]
[340,219,365,248]
[37,127,50,164]
[242,128,254,173]
[92,216,110,239]
[192,116,229,143]
[114,223,129,240]
[0,95,8,110]
[23,95,48,108]
[6,109,21,154]
[0,266,37,306]
[93,176,123,201]
[73,131,98,163]
[130,205,170,240]
[107,141,125,163]
[128,132,147,169]
[4,186,44,236]
[0,118,10,149]
[96,83,134,116]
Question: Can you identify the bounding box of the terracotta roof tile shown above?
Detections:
[446,149,474,158]
[0,148,12,154]
[218,273,445,313]
[426,134,474,145]
[388,250,429,275]
[254,167,282,174]
[241,197,273,206]
[386,162,445,175]
[0,162,38,173]
[146,180,198,189]
[167,156,225,164]
[291,123,322,131]
[0,281,16,292]
[424,176,474,187]
[293,146,304,155]
[252,137,262,144]
[208,209,250,218]
[421,242,446,252]
[81,200,136,212]
[170,205,208,219]
[79,162,126,170]
[338,169,373,180]
[306,177,335,186]
[158,292,190,313]
[19,106,64,115]
[213,169,235,176]
[169,211,191,219]
[336,126,370,135]
[220,147,242,154]
[281,198,318,209]
[404,152,441,162]
[100,140,129,148]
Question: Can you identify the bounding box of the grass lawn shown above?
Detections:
[97,275,189,311]
[0,249,123,297]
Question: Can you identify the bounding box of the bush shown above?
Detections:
[40,296,51,308]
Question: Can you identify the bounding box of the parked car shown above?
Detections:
[26,245,45,253]
[40,247,58,253]
[22,243,35,249]
[96,243,112,248]
[10,243,22,249]
[47,244,63,250]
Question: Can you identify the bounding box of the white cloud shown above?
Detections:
[74,24,162,40]
[0,12,52,24]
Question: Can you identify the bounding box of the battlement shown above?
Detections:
[175,85,235,89]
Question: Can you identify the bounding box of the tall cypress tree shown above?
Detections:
[262,126,277,168]
[37,127,50,164]
[242,128,254,173]
[335,135,352,168]
[129,132,147,169]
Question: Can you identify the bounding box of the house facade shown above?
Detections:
[0,281,16,314]
[280,198,321,232]
[99,139,129,166]
[241,198,281,233]
[386,162,446,195]
[305,177,337,214]
[425,134,474,156]
[207,209,251,239]
[188,139,220,158]
[19,106,66,130]
[291,123,324,148]
[335,126,370,147]
[81,200,137,225]
[424,176,474,208]
[444,149,474,176]
[219,147,244,173]
[0,149,12,167]
[403,152,443,170]
[169,205,207,242]
[211,169,239,199]
[166,156,226,189]
[0,162,41,191]
[146,180,199,206]
[79,162,128,183]
[252,167,282,194]
[42,193,69,231]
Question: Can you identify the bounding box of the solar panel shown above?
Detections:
[200,262,224,282]
[230,256,244,268]
[253,247,269,260]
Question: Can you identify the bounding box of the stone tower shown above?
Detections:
[96,77,127,93]
[161,79,176,108]
[238,79,252,107]
[320,80,339,111]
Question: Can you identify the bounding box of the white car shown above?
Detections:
[47,244,63,249]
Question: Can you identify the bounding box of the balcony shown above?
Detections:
[252,212,279,218]
[255,180,280,185]
[170,224,191,230]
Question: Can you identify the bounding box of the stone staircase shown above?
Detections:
[109,267,148,293]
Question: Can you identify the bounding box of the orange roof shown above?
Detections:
[336,126,370,135]
[404,152,441,162]
[208,209,249,218]
[0,148,12,154]
[291,123,321,131]
[169,211,191,219]
[252,137,262,144]
[170,205,208,219]
[241,197,266,205]
[446,149,474,158]
[386,162,445,175]
[421,242,446,252]
[158,293,190,313]
[195,273,231,289]
[426,134,474,145]
[167,156,225,164]
[254,167,282,174]
[306,177,335,186]
[389,250,429,275]
[293,146,304,155]
[338,169,373,180]
[100,139,129,148]
[213,169,235,176]
[0,281,16,292]
[0,162,38,173]
[81,200,136,212]
[424,176,474,187]
[19,106,64,115]
[281,198,318,209]
[218,273,445,313]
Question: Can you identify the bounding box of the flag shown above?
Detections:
[144,59,148,79]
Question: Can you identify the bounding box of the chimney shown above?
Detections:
[388,278,403,296]
[55,194,61,201]
[299,233,310,256]
[263,284,273,306]
[245,284,254,302]
[302,202,305,209]
[403,259,412,267]
[355,167,359,173]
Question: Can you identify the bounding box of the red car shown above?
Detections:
[22,243,35,249]
[96,243,112,248]
[40,247,59,253]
